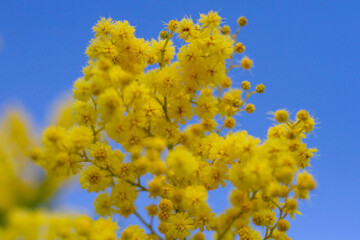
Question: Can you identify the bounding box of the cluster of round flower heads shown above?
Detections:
[32,11,317,240]
[0,102,122,239]
[1,210,120,240]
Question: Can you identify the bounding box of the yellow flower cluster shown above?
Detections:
[32,11,317,240]
[0,108,65,217]
[0,101,118,239]
[0,210,119,240]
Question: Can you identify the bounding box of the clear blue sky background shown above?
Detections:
[1,0,359,239]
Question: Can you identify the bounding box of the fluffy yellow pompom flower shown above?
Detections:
[73,78,91,101]
[80,165,111,193]
[194,92,218,119]
[150,38,175,66]
[235,42,245,53]
[176,18,196,41]
[199,11,222,29]
[90,218,119,240]
[241,56,253,69]
[42,125,66,148]
[221,25,231,35]
[98,89,123,122]
[245,103,255,113]
[184,185,207,210]
[275,109,290,123]
[166,147,199,180]
[168,20,178,31]
[224,117,236,129]
[237,16,248,27]
[277,219,290,232]
[110,182,138,212]
[93,17,115,38]
[94,193,113,217]
[255,83,265,93]
[90,142,112,167]
[121,225,148,239]
[64,126,93,151]
[237,226,261,240]
[168,97,194,124]
[167,213,194,239]
[73,100,97,126]
[155,65,180,97]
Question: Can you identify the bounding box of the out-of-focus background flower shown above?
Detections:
[0,0,359,239]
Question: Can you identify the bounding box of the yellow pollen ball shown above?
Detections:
[245,104,255,113]
[256,84,265,94]
[241,81,251,90]
[237,16,248,27]
[277,219,290,232]
[221,25,231,35]
[168,20,178,31]
[224,117,236,129]
[274,109,289,123]
[241,57,253,70]
[235,43,245,53]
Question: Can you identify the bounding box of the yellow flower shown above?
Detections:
[94,193,113,217]
[184,185,207,210]
[90,142,112,167]
[241,56,253,70]
[98,88,123,122]
[274,109,289,123]
[194,93,218,119]
[150,38,175,66]
[64,126,93,152]
[73,78,91,101]
[166,146,199,181]
[192,203,215,231]
[199,11,221,29]
[167,213,194,239]
[168,97,194,124]
[120,225,147,240]
[90,218,119,240]
[73,101,97,126]
[80,165,111,193]
[176,18,196,41]
[155,65,180,96]
[237,226,261,240]
[168,20,178,31]
[110,182,137,209]
[93,17,115,38]
[237,16,248,27]
[42,125,66,148]
[235,42,245,53]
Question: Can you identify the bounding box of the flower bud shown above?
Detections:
[245,104,255,113]
[274,110,289,123]
[224,117,236,129]
[277,219,290,232]
[296,109,310,121]
[221,25,231,35]
[168,20,178,31]
[160,30,170,40]
[256,84,265,94]
[237,16,247,27]
[241,81,251,90]
[159,199,173,211]
[234,42,245,53]
[241,57,252,69]
[146,204,159,216]
[221,76,232,88]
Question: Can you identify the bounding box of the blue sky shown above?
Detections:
[1,0,359,239]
